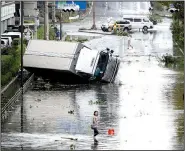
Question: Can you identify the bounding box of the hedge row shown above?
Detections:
[37,25,55,40]
[1,44,26,87]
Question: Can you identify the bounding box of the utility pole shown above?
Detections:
[60,9,62,40]
[44,1,49,40]
[52,1,56,26]
[20,1,24,133]
[91,1,97,30]
[34,10,38,39]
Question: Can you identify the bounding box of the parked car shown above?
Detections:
[168,4,179,13]
[101,20,132,32]
[1,32,22,40]
[1,37,12,47]
[123,15,154,32]
[1,39,9,48]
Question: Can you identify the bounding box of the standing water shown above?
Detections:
[1,17,184,150]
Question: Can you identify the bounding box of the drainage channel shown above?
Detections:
[1,74,34,122]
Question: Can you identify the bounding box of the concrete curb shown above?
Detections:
[78,30,113,36]
[1,76,18,94]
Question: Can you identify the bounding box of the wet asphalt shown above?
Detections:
[1,2,184,150]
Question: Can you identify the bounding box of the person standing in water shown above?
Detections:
[127,34,133,49]
[91,111,99,142]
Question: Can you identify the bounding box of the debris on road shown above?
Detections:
[35,99,41,102]
[68,110,74,114]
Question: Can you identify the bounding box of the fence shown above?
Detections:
[1,74,34,121]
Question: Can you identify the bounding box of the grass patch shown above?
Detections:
[24,20,34,24]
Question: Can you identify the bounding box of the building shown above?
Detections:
[15,1,38,25]
[1,1,16,34]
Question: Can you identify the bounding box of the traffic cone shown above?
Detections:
[108,129,114,135]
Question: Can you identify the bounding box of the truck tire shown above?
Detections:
[108,27,112,32]
[123,27,129,32]
[142,26,148,32]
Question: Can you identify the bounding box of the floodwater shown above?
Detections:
[1,14,184,151]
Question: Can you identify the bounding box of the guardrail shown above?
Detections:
[1,74,34,121]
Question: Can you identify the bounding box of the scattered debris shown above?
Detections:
[68,110,74,114]
[89,100,106,105]
[61,137,78,141]
[70,144,75,150]
[118,81,123,86]
[35,99,41,102]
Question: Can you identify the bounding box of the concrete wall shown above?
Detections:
[1,17,15,34]
[23,2,37,17]
[1,2,16,34]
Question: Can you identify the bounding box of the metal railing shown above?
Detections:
[1,74,34,117]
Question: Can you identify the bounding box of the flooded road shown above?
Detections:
[1,8,184,151]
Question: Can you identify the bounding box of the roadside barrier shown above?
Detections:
[1,74,34,121]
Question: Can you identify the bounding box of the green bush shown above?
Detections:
[117,30,129,36]
[37,25,55,40]
[153,2,164,11]
[149,14,162,23]
[24,20,34,24]
[65,35,72,42]
[1,44,26,87]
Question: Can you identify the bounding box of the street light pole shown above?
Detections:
[91,1,97,30]
[53,1,56,26]
[34,14,37,39]
[60,9,62,40]
[44,1,49,40]
[20,1,24,133]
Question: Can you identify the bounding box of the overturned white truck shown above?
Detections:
[23,40,120,84]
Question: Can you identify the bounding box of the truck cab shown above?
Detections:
[75,47,120,83]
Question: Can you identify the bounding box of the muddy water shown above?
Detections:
[1,16,184,150]
[1,58,184,150]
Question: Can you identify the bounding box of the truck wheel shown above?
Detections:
[101,28,105,32]
[108,27,112,32]
[142,26,148,32]
[123,27,129,32]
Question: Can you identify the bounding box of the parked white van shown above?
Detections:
[1,39,9,48]
[1,32,22,40]
[1,37,12,47]
[123,15,154,32]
